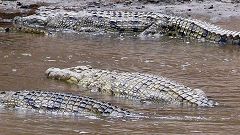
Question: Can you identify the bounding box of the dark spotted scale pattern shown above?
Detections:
[0,90,133,117]
[46,66,218,107]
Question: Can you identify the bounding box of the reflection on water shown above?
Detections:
[0,32,240,134]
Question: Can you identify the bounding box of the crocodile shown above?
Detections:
[0,90,134,117]
[11,9,240,45]
[45,65,218,107]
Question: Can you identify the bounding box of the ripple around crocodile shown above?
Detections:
[7,9,240,45]
[0,90,136,117]
[45,65,218,107]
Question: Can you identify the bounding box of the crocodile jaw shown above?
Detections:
[13,15,48,28]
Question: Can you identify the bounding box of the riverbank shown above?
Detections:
[0,0,239,30]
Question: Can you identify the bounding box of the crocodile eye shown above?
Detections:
[0,91,6,94]
[5,28,10,32]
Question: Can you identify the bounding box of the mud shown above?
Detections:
[0,0,240,29]
[0,0,47,25]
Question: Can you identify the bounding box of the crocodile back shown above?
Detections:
[0,90,132,117]
[46,66,218,107]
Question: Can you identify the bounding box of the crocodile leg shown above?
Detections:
[0,90,135,117]
[139,17,169,38]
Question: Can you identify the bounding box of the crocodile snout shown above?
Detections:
[13,16,47,28]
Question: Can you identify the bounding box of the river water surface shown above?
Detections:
[0,32,240,134]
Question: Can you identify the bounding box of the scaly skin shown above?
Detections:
[45,66,218,107]
[0,90,133,117]
[13,10,163,34]
[165,16,240,45]
[12,9,240,45]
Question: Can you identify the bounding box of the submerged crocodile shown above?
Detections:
[45,65,218,107]
[12,9,240,45]
[0,90,134,117]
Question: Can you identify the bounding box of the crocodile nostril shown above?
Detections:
[5,28,10,32]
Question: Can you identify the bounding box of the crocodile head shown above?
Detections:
[13,15,48,28]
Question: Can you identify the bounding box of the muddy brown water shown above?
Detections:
[0,32,240,134]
